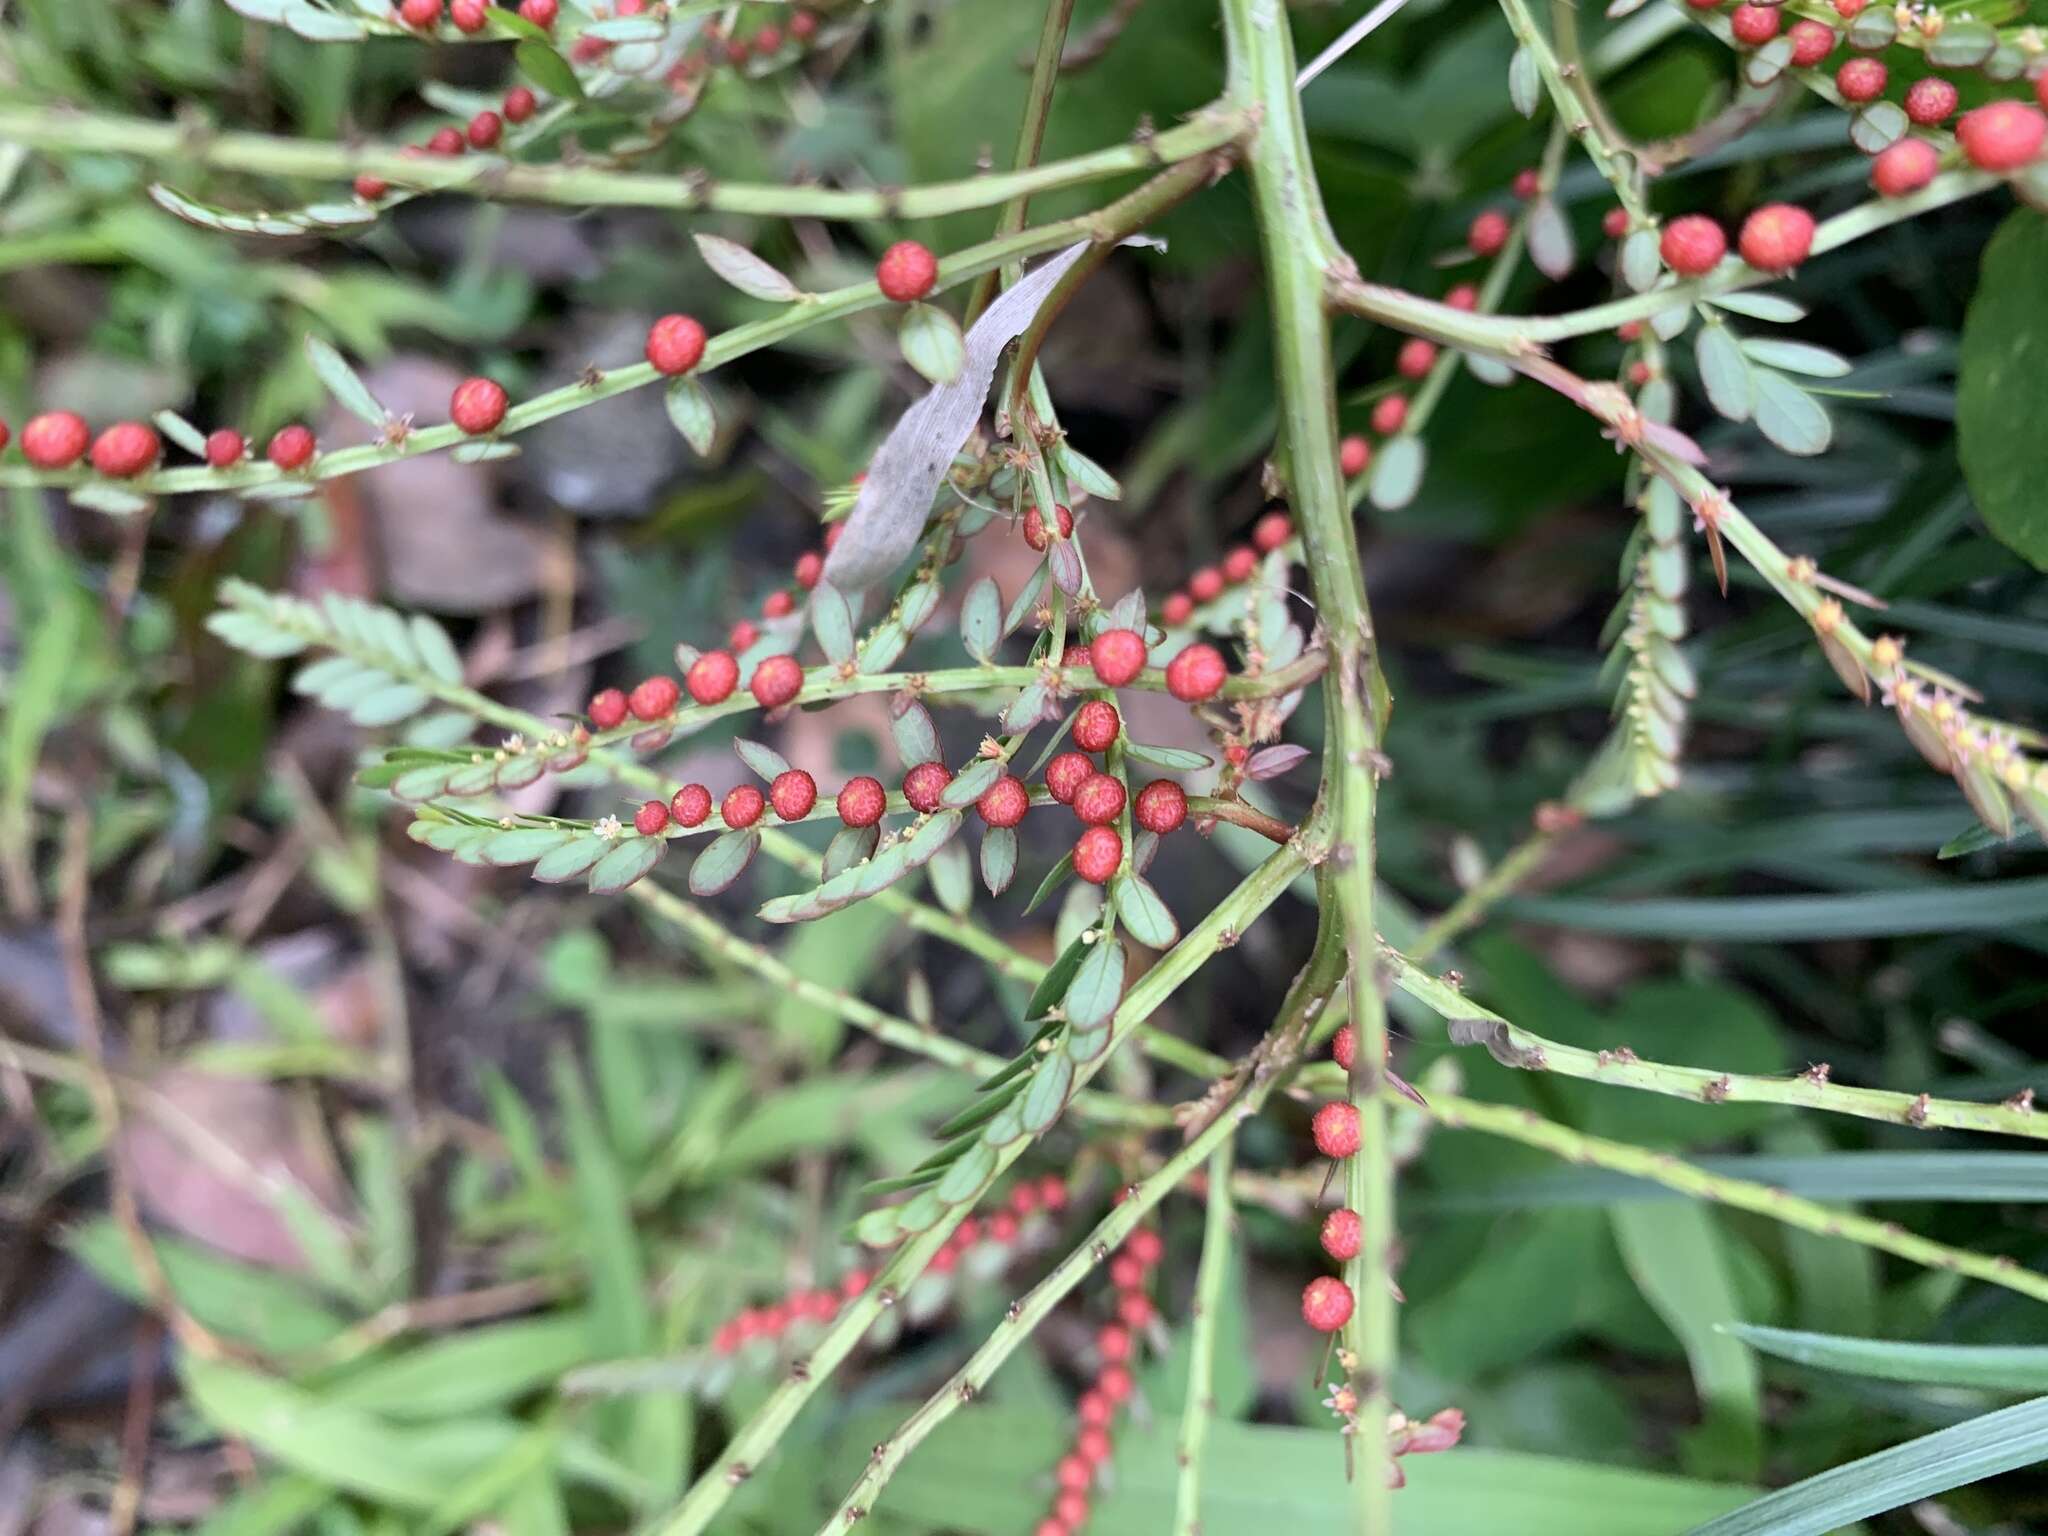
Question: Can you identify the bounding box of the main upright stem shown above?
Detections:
[1220,0,1395,1527]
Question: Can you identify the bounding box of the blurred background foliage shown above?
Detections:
[5,0,2048,1532]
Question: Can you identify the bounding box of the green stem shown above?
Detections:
[1497,0,1646,222]
[964,0,1081,323]
[1405,827,1555,966]
[1173,1138,1236,1536]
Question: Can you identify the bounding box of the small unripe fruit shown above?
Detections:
[837,775,886,827]
[762,590,795,619]
[354,174,389,201]
[728,618,760,650]
[977,774,1029,828]
[1729,3,1779,44]
[1871,136,1940,197]
[635,799,670,836]
[1602,206,1629,239]
[1445,283,1479,310]
[1321,1208,1363,1261]
[1072,773,1127,828]
[1089,629,1148,688]
[1165,643,1227,702]
[722,784,765,828]
[1903,75,1958,125]
[1957,101,2047,173]
[687,650,739,704]
[504,86,538,123]
[518,0,556,24]
[1510,167,1539,200]
[399,0,440,26]
[1339,434,1371,477]
[1659,214,1726,277]
[1788,18,1836,65]
[902,761,952,813]
[647,314,707,376]
[1396,337,1438,379]
[267,424,317,471]
[1022,501,1073,551]
[1302,1276,1355,1333]
[793,551,823,590]
[22,411,90,469]
[1188,565,1224,602]
[671,783,713,827]
[1371,394,1408,436]
[1312,1101,1361,1158]
[450,0,485,30]
[1072,700,1120,753]
[770,769,818,821]
[1467,209,1510,257]
[89,422,160,478]
[750,653,803,709]
[876,240,939,302]
[1222,544,1258,584]
[1835,57,1886,103]
[629,675,681,720]
[1253,510,1291,551]
[451,376,508,435]
[589,688,629,729]
[1073,826,1122,884]
[1134,779,1187,834]
[1162,591,1194,626]
[1738,204,1815,273]
[204,429,246,468]
[426,126,466,156]
[1332,1023,1356,1069]
[466,110,502,150]
[1046,751,1094,804]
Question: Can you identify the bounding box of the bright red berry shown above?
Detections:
[1108,1253,1145,1291]
[1445,283,1479,310]
[686,650,739,704]
[1618,320,1644,341]
[1957,101,2047,173]
[21,411,89,470]
[723,37,748,64]
[1165,643,1227,703]
[837,775,886,827]
[1659,214,1727,277]
[876,240,938,303]
[1056,1455,1091,1494]
[1054,1493,1090,1531]
[1602,206,1629,239]
[722,784,765,828]
[1162,592,1194,626]
[1312,1101,1361,1158]
[1062,643,1091,673]
[450,0,485,30]
[204,429,246,468]
[1321,1208,1363,1261]
[1187,565,1224,602]
[762,590,795,620]
[671,783,712,827]
[1072,773,1126,828]
[1835,56,1886,103]
[267,424,317,471]
[1097,1325,1133,1363]
[1628,360,1653,388]
[504,86,537,123]
[1046,751,1094,805]
[88,422,160,478]
[1788,18,1836,65]
[1134,780,1187,835]
[902,761,952,813]
[1339,434,1370,477]
[1125,1227,1163,1266]
[354,174,389,201]
[1073,826,1123,885]
[1077,1390,1112,1428]
[1834,0,1866,14]
[1738,204,1815,273]
[791,9,818,39]
[1871,136,1940,197]
[1116,1290,1155,1328]
[1467,209,1510,257]
[754,22,782,53]
[1096,1364,1133,1403]
[1903,75,1957,125]
[518,0,556,24]
[426,126,465,156]
[1089,629,1147,688]
[635,799,670,836]
[1302,1276,1355,1333]
[1332,1024,1356,1070]
[1396,337,1438,379]
[1729,3,1779,44]
[770,769,818,821]
[728,618,760,650]
[1033,1521,1064,1536]
[1371,394,1408,436]
[1510,167,1539,200]
[841,1268,871,1298]
[1039,1174,1067,1209]
[399,0,440,26]
[1009,1181,1041,1215]
[1076,1426,1112,1466]
[978,774,1029,828]
[2040,68,2048,114]
[793,551,823,590]
[1221,545,1258,584]
[451,376,508,435]
[1072,700,1120,753]
[466,110,502,150]
[1022,501,1074,551]
[629,675,681,720]
[589,688,629,729]
[1252,510,1291,552]
[750,653,803,709]
[646,314,707,376]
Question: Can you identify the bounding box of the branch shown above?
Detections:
[1174,1136,1236,1536]
[964,0,1080,324]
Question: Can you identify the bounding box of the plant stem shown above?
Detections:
[1496,0,1646,221]
[1429,1091,2048,1304]
[1173,1137,1236,1536]
[964,0,1080,323]
[1405,827,1555,965]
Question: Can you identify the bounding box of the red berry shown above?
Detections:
[1072,773,1126,828]
[1125,1227,1163,1267]
[1602,206,1629,239]
[750,653,803,709]
[1659,214,1726,277]
[88,422,160,478]
[267,424,317,471]
[1628,360,1653,387]
[1089,629,1148,688]
[1097,1364,1133,1403]
[1077,1391,1112,1428]
[1788,18,1836,64]
[1313,1101,1361,1158]
[1510,167,1539,200]
[1872,136,1940,197]
[1162,591,1194,626]
[986,1207,1020,1241]
[1467,209,1510,257]
[646,314,707,376]
[1618,320,1644,342]
[1835,56,1886,103]
[793,551,823,590]
[1371,394,1408,436]
[1054,1493,1090,1531]
[684,650,737,705]
[1445,283,1479,310]
[1039,1174,1067,1209]
[1903,75,1957,125]
[1738,204,1815,273]
[354,174,390,201]
[630,675,681,720]
[2040,68,2048,114]
[1339,434,1371,477]
[1022,501,1074,552]
[1729,3,1779,44]
[671,783,713,827]
[837,775,886,827]
[518,0,556,24]
[451,376,508,435]
[1188,565,1224,602]
[770,769,818,822]
[504,86,537,123]
[1134,780,1187,835]
[1396,338,1438,380]
[722,784,765,828]
[1034,1522,1066,1536]
[1222,545,1258,584]
[1252,510,1292,552]
[841,1268,870,1298]
[728,618,760,650]
[876,240,939,303]
[724,37,747,64]
[399,0,440,26]
[1957,101,2047,173]
[977,774,1029,828]
[754,23,782,53]
[1165,643,1227,703]
[1009,1180,1041,1215]
[204,429,245,468]
[1056,1456,1092,1494]
[791,9,817,39]
[1302,1276,1355,1333]
[1062,643,1091,673]
[635,799,670,836]
[589,688,628,729]
[1116,1290,1154,1328]
[1072,700,1120,753]
[467,110,502,150]
[1332,1024,1356,1070]
[21,411,89,470]
[1321,1208,1363,1261]
[1097,1325,1133,1363]
[1108,1252,1145,1291]
[1073,826,1122,885]
[1076,1426,1112,1466]
[902,761,952,813]
[1834,0,1866,14]
[762,590,795,619]
[426,126,465,156]
[450,0,485,30]
[1046,751,1094,805]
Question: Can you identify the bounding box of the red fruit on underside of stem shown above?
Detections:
[750,653,803,709]
[793,551,823,590]
[1312,1100,1361,1158]
[504,86,537,123]
[1022,501,1073,551]
[1729,3,1779,45]
[876,240,938,302]
[450,0,485,31]
[687,650,739,704]
[1339,434,1370,477]
[1162,591,1194,626]
[646,314,707,376]
[89,421,160,478]
[1835,57,1886,104]
[1090,629,1148,688]
[1045,751,1094,805]
[517,0,556,25]
[1188,565,1223,601]
[1371,394,1408,436]
[19,410,86,469]
[1903,76,1958,125]
[1165,643,1227,702]
[1397,337,1438,379]
[267,424,317,471]
[398,0,440,27]
[1302,1276,1356,1333]
[1253,510,1292,551]
[467,110,502,150]
[1072,700,1120,753]
[204,429,245,468]
[1332,1023,1356,1069]
[451,376,509,435]
[354,174,389,201]
[1072,773,1126,828]
[1871,137,1940,198]
[629,675,680,720]
[977,774,1029,828]
[634,800,670,836]
[1737,204,1815,273]
[1134,779,1187,834]
[1658,214,1726,277]
[1787,18,1836,65]
[1222,544,1258,584]
[762,590,795,619]
[670,783,712,827]
[1321,1207,1363,1261]
[722,785,765,828]
[770,769,817,821]
[1467,209,1509,258]
[588,688,628,730]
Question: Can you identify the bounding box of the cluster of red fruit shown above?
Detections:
[1659,201,1817,278]
[1337,288,1482,480]
[350,79,539,202]
[658,6,824,83]
[1155,508,1294,627]
[1300,1024,1364,1336]
[1032,1223,1163,1536]
[0,412,314,476]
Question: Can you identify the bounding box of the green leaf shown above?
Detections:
[1526,197,1573,281]
[692,233,801,303]
[1620,229,1662,293]
[810,582,856,666]
[1848,100,1908,156]
[588,836,665,895]
[1060,443,1121,500]
[1111,874,1178,949]
[1694,322,1752,424]
[1749,370,1832,456]
[1708,292,1803,324]
[515,40,583,99]
[1737,339,1850,378]
[732,737,792,782]
[1925,17,1995,66]
[331,1314,596,1419]
[304,334,386,427]
[409,615,465,683]
[664,377,716,456]
[1959,211,2048,571]
[1729,1325,2048,1393]
[688,829,759,895]
[66,1220,346,1354]
[1018,1051,1075,1134]
[1846,5,1896,46]
[1741,33,1792,87]
[899,302,965,384]
[349,683,430,727]
[1063,937,1124,1029]
[940,758,1003,808]
[1123,741,1213,772]
[1367,435,1425,510]
[961,576,1001,662]
[1507,44,1539,117]
[979,824,1018,895]
[927,832,973,915]
[531,835,610,883]
[70,482,149,516]
[482,826,576,867]
[153,410,209,456]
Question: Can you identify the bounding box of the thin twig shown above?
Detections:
[1173,1138,1236,1536]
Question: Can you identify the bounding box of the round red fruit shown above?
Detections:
[978,774,1029,828]
[1871,137,1940,197]
[1073,826,1123,885]
[671,783,713,827]
[1076,1427,1112,1466]
[646,314,707,376]
[1222,545,1258,584]
[792,9,817,39]
[354,174,389,201]
[451,376,508,435]
[1835,57,1886,103]
[634,800,670,836]
[1957,101,2047,173]
[1072,773,1126,828]
[629,675,681,720]
[1054,1493,1090,1531]
[902,761,952,813]
[762,590,795,619]
[1445,283,1479,310]
[750,653,803,709]
[1302,1276,1355,1333]
[1072,700,1121,753]
[1602,206,1629,239]
[589,688,628,729]
[1023,501,1074,551]
[1165,643,1227,703]
[1396,337,1438,379]
[754,23,781,53]
[450,0,485,31]
[1904,75,1957,125]
[1737,203,1815,273]
[1729,3,1779,44]
[1339,434,1371,477]
[466,110,502,149]
[1253,509,1292,551]
[1125,1227,1163,1266]
[1188,565,1224,602]
[204,429,245,468]
[722,785,765,828]
[686,650,739,704]
[1046,751,1094,805]
[1097,1324,1133,1363]
[770,769,818,821]
[426,126,465,156]
[1511,167,1539,200]
[1788,18,1836,65]
[1320,1208,1363,1261]
[837,775,886,827]
[728,618,759,650]
[89,422,160,478]
[504,86,537,122]
[1162,591,1194,626]
[1134,779,1187,835]
[399,0,440,26]
[1659,214,1726,276]
[1467,209,1509,257]
[1312,1101,1361,1159]
[876,240,938,303]
[518,0,556,24]
[267,424,317,471]
[1371,394,1408,436]
[1332,1023,1356,1070]
[1834,0,1866,14]
[1089,629,1148,688]
[1116,1291,1154,1328]
[21,411,89,470]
